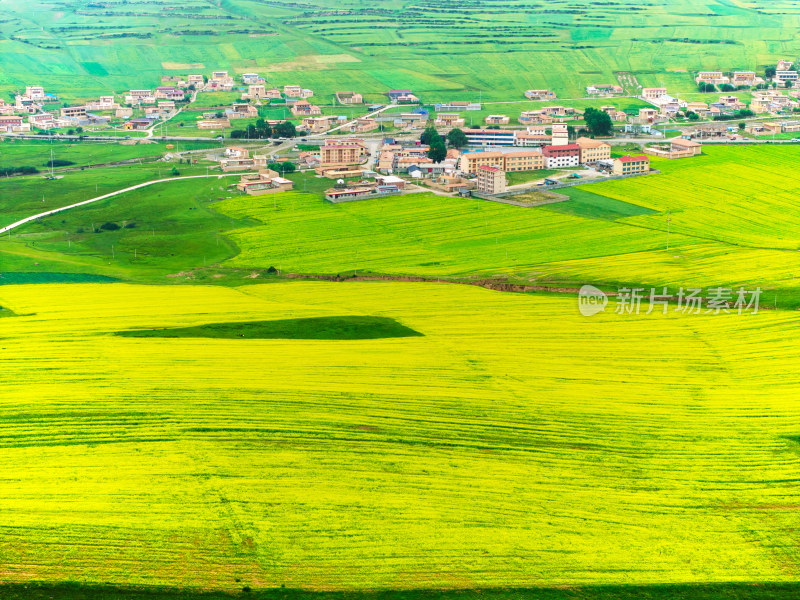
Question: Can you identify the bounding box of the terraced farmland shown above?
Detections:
[1,0,799,101]
[2,280,800,592]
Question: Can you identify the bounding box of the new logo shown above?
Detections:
[578,284,607,316]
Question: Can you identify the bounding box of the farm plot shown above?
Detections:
[2,281,800,590]
[584,146,800,250]
[217,190,696,277]
[0,139,219,169]
[0,164,247,280]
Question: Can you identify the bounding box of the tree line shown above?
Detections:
[230,120,297,139]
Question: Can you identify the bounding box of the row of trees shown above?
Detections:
[699,81,790,93]
[712,109,755,121]
[229,119,297,139]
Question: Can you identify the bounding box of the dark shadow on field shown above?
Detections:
[114,316,423,340]
[3,583,800,600]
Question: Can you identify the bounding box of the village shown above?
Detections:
[3,61,800,203]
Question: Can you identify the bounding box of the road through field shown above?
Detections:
[0,173,251,235]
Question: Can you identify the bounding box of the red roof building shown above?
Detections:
[542,144,581,157]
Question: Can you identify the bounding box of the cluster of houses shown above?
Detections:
[235,170,294,195]
[324,175,405,202]
[300,138,370,178]
[694,61,798,89]
[637,84,800,122]
[524,89,557,100]
[10,60,800,142]
[386,90,420,104]
[586,84,624,96]
[377,140,460,176]
[218,146,269,171]
[0,70,323,133]
[467,144,650,195]
[643,137,702,159]
[694,71,767,88]
[370,127,651,195]
[744,120,800,136]
[0,80,193,132]
[519,105,584,125]
[456,136,613,175]
[218,147,294,195]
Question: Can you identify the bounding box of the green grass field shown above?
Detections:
[505,169,563,186]
[0,139,221,168]
[0,166,255,280]
[217,189,689,278]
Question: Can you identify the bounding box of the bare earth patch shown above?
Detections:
[268,54,361,71]
[162,62,205,70]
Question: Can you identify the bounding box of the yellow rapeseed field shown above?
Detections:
[2,281,800,590]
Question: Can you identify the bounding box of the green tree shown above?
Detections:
[738,122,746,130]
[582,107,613,136]
[698,82,716,93]
[268,161,296,174]
[786,80,794,89]
[766,66,777,79]
[272,121,296,138]
[427,141,447,163]
[446,128,468,148]
[420,125,440,146]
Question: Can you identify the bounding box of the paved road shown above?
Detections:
[0,173,250,235]
[317,103,396,136]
